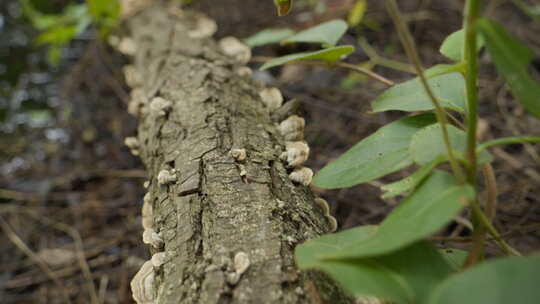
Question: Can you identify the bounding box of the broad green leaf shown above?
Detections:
[282,19,348,47]
[380,155,445,198]
[429,256,540,304]
[244,28,294,47]
[260,45,354,70]
[440,29,485,61]
[439,248,468,271]
[478,19,540,119]
[371,72,467,113]
[297,235,454,304]
[348,0,367,26]
[409,123,492,165]
[324,170,474,259]
[312,113,437,189]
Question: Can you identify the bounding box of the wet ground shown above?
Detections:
[1,0,539,303]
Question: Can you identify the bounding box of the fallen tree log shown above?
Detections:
[117,3,352,303]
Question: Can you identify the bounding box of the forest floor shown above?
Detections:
[1,0,539,303]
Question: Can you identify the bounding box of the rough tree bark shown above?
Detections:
[121,3,353,303]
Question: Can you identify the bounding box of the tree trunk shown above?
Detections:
[122,3,352,304]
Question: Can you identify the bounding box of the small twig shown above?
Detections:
[0,215,72,304]
[26,213,101,304]
[482,163,498,221]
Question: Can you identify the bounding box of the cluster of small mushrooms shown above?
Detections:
[113,7,338,303]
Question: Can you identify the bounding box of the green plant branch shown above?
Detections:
[357,37,417,74]
[385,0,466,183]
[469,200,522,256]
[335,62,395,86]
[476,136,540,152]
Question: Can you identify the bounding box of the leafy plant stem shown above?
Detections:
[385,0,466,183]
[462,0,485,265]
[476,136,540,152]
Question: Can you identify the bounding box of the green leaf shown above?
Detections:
[429,256,540,304]
[281,19,348,47]
[439,248,468,271]
[324,170,474,259]
[371,71,467,113]
[424,63,465,77]
[440,29,485,61]
[88,0,121,36]
[380,155,445,198]
[36,25,78,45]
[312,113,437,189]
[260,45,354,70]
[409,123,492,165]
[297,236,454,304]
[477,19,540,119]
[244,28,295,47]
[348,0,367,26]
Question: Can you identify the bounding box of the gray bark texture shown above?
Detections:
[124,3,353,304]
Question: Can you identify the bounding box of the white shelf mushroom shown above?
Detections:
[282,141,309,168]
[130,260,155,304]
[279,115,305,141]
[188,15,217,39]
[289,167,313,186]
[259,88,284,112]
[219,36,252,64]
[149,97,172,117]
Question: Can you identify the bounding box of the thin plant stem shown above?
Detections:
[462,0,485,265]
[335,62,395,86]
[385,0,466,183]
[464,0,480,186]
[469,201,522,256]
[477,136,540,152]
[250,56,395,86]
[357,37,417,74]
[464,205,486,267]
